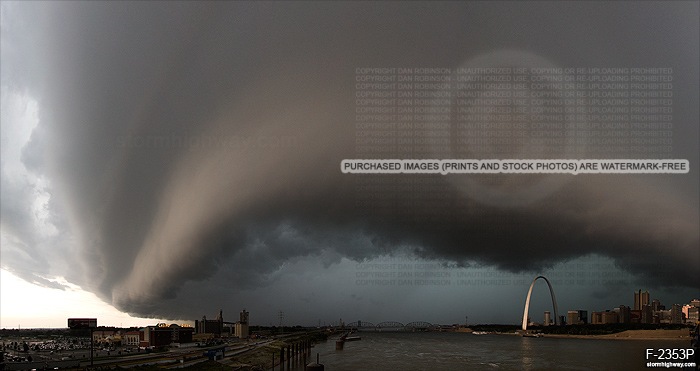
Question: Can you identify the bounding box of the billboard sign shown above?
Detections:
[68,318,97,329]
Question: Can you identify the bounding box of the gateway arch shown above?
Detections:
[522,275,559,330]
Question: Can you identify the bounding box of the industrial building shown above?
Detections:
[234,309,249,338]
[195,309,224,336]
[194,309,250,339]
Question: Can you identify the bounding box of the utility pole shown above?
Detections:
[279,311,284,335]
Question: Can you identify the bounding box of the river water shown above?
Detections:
[300,331,690,370]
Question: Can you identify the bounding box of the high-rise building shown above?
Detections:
[579,310,588,324]
[686,307,699,324]
[630,310,642,324]
[651,299,665,311]
[657,309,671,324]
[634,290,650,310]
[544,311,551,326]
[591,311,603,324]
[670,304,684,324]
[641,305,653,324]
[602,311,618,324]
[682,305,691,320]
[567,310,587,325]
[690,299,700,308]
[592,311,619,324]
[618,305,631,324]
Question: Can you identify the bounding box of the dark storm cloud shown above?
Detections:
[2,2,697,319]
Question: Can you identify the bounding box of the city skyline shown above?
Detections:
[1,2,698,329]
[2,264,697,329]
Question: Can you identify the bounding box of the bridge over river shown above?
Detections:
[346,321,436,332]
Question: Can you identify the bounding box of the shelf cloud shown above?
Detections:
[1,2,697,320]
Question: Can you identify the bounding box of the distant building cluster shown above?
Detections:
[194,309,249,339]
[90,323,194,348]
[87,309,251,349]
[543,290,700,326]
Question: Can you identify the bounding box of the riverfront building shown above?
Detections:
[634,290,650,310]
[641,305,653,324]
[686,307,699,324]
[567,310,588,325]
[670,304,684,324]
[683,300,700,325]
[617,305,631,323]
[591,310,619,324]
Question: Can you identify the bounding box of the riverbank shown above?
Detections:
[223,331,328,370]
[540,329,690,340]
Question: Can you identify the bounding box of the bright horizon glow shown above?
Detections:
[0,268,190,329]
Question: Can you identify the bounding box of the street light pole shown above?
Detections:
[90,328,94,367]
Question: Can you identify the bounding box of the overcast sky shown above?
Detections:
[1,1,698,328]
